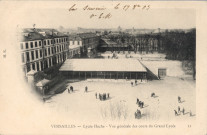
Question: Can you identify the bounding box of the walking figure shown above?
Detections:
[107,93,109,99]
[178,106,180,114]
[178,96,181,103]
[85,86,88,92]
[182,108,185,115]
[136,98,139,104]
[99,93,101,100]
[135,80,137,85]
[174,110,178,116]
[95,93,97,99]
[68,88,70,93]
[131,82,133,86]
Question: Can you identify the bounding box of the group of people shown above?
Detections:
[68,86,74,93]
[135,98,144,119]
[131,80,138,86]
[174,96,193,117]
[96,93,110,101]
[136,98,144,108]
[174,106,185,116]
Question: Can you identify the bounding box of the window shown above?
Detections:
[59,39,60,43]
[26,43,28,49]
[48,48,50,55]
[39,41,42,46]
[40,50,42,57]
[32,63,35,70]
[54,39,56,44]
[54,47,56,53]
[31,51,34,60]
[51,47,53,54]
[48,40,50,45]
[36,62,39,71]
[21,53,24,63]
[20,43,23,49]
[60,45,61,52]
[35,42,37,47]
[78,41,79,45]
[44,49,47,56]
[158,68,167,77]
[44,40,46,46]
[36,50,38,59]
[56,39,58,43]
[57,46,59,52]
[30,42,33,48]
[26,52,30,62]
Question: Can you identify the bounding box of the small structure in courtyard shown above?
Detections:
[59,59,147,80]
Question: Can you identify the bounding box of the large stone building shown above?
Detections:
[19,28,69,75]
[68,33,100,58]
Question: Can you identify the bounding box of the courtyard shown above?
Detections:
[44,76,195,122]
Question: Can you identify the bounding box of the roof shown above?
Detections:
[68,33,99,40]
[20,28,67,42]
[59,59,146,72]
[36,79,50,87]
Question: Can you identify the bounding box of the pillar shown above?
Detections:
[47,58,50,68]
[50,58,53,66]
[39,61,42,71]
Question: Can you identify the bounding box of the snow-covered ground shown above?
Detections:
[44,77,195,122]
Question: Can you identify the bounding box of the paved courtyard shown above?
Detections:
[44,76,195,122]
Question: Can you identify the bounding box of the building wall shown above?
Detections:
[20,36,69,74]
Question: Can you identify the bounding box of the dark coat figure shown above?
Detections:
[99,93,101,100]
[142,102,144,108]
[95,93,97,99]
[70,86,73,92]
[174,110,178,116]
[178,96,181,103]
[103,93,106,100]
[178,106,180,113]
[107,93,109,99]
[131,82,133,86]
[85,86,88,92]
[182,108,185,115]
[136,98,139,104]
[135,80,137,85]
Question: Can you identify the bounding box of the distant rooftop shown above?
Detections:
[68,33,99,40]
[20,28,67,42]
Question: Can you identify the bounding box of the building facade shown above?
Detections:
[68,33,100,58]
[19,28,69,75]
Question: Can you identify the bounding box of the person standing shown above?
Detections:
[107,93,109,99]
[178,96,181,103]
[95,93,97,99]
[178,106,180,114]
[182,108,185,115]
[85,86,88,92]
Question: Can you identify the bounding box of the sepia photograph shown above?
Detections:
[0,1,207,135]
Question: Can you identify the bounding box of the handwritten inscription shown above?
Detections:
[68,3,150,19]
